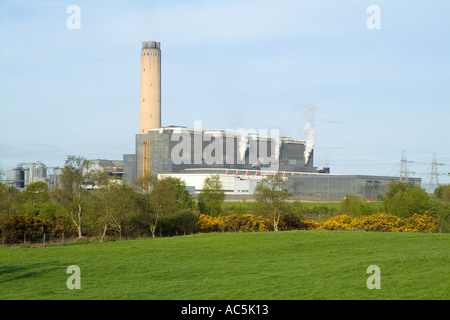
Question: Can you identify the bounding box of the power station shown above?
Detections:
[4,41,422,200]
[121,41,421,199]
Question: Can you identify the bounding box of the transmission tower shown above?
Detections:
[399,151,414,182]
[428,153,445,193]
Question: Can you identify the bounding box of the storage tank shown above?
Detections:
[7,168,24,188]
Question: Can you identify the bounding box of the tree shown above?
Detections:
[255,175,292,231]
[169,177,195,210]
[17,181,51,216]
[91,181,139,241]
[0,184,19,242]
[138,176,197,238]
[434,185,450,203]
[147,177,180,237]
[197,175,225,217]
[341,194,377,217]
[383,181,431,218]
[53,155,98,239]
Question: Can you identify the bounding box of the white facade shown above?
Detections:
[157,173,265,194]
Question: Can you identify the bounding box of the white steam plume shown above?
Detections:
[235,127,248,162]
[301,103,317,165]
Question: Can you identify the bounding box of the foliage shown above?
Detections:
[53,155,94,238]
[196,214,267,233]
[341,194,378,216]
[158,210,198,236]
[382,181,431,218]
[434,185,450,203]
[143,176,196,238]
[197,211,438,234]
[2,156,449,244]
[429,199,450,233]
[3,214,65,242]
[17,182,51,216]
[90,181,140,241]
[254,175,293,231]
[197,175,225,217]
[0,184,19,239]
[318,213,438,233]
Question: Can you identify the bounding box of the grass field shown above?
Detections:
[0,230,448,300]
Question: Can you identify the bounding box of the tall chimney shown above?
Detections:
[139,41,161,133]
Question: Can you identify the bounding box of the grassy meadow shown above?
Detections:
[0,230,448,300]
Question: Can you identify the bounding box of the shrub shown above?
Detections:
[399,213,438,233]
[383,181,431,218]
[196,213,268,233]
[317,214,354,231]
[429,199,450,233]
[3,214,65,242]
[351,213,402,232]
[298,219,320,230]
[196,214,222,233]
[159,210,199,236]
[317,213,438,233]
[221,214,267,232]
[279,211,305,230]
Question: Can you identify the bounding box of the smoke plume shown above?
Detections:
[301,103,317,165]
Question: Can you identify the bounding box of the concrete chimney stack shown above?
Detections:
[139,41,161,133]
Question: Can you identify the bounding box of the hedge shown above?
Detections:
[197,212,439,233]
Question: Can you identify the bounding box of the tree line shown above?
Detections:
[1,155,449,244]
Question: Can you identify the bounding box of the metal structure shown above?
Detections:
[428,153,445,193]
[399,151,414,182]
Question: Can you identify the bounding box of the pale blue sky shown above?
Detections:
[1,0,449,187]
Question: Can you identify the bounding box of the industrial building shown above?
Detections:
[123,41,326,185]
[89,159,124,179]
[3,40,422,200]
[5,162,62,190]
[5,159,123,191]
[121,40,420,200]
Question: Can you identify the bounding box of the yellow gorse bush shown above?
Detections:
[196,214,268,233]
[197,212,438,233]
[318,213,438,233]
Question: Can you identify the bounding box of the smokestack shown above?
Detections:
[301,103,316,165]
[139,41,161,133]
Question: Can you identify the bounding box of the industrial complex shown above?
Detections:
[4,41,421,200]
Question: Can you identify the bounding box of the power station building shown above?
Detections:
[121,41,422,199]
[123,41,326,187]
[2,40,422,199]
[121,41,421,200]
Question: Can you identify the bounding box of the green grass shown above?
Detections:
[0,231,448,300]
